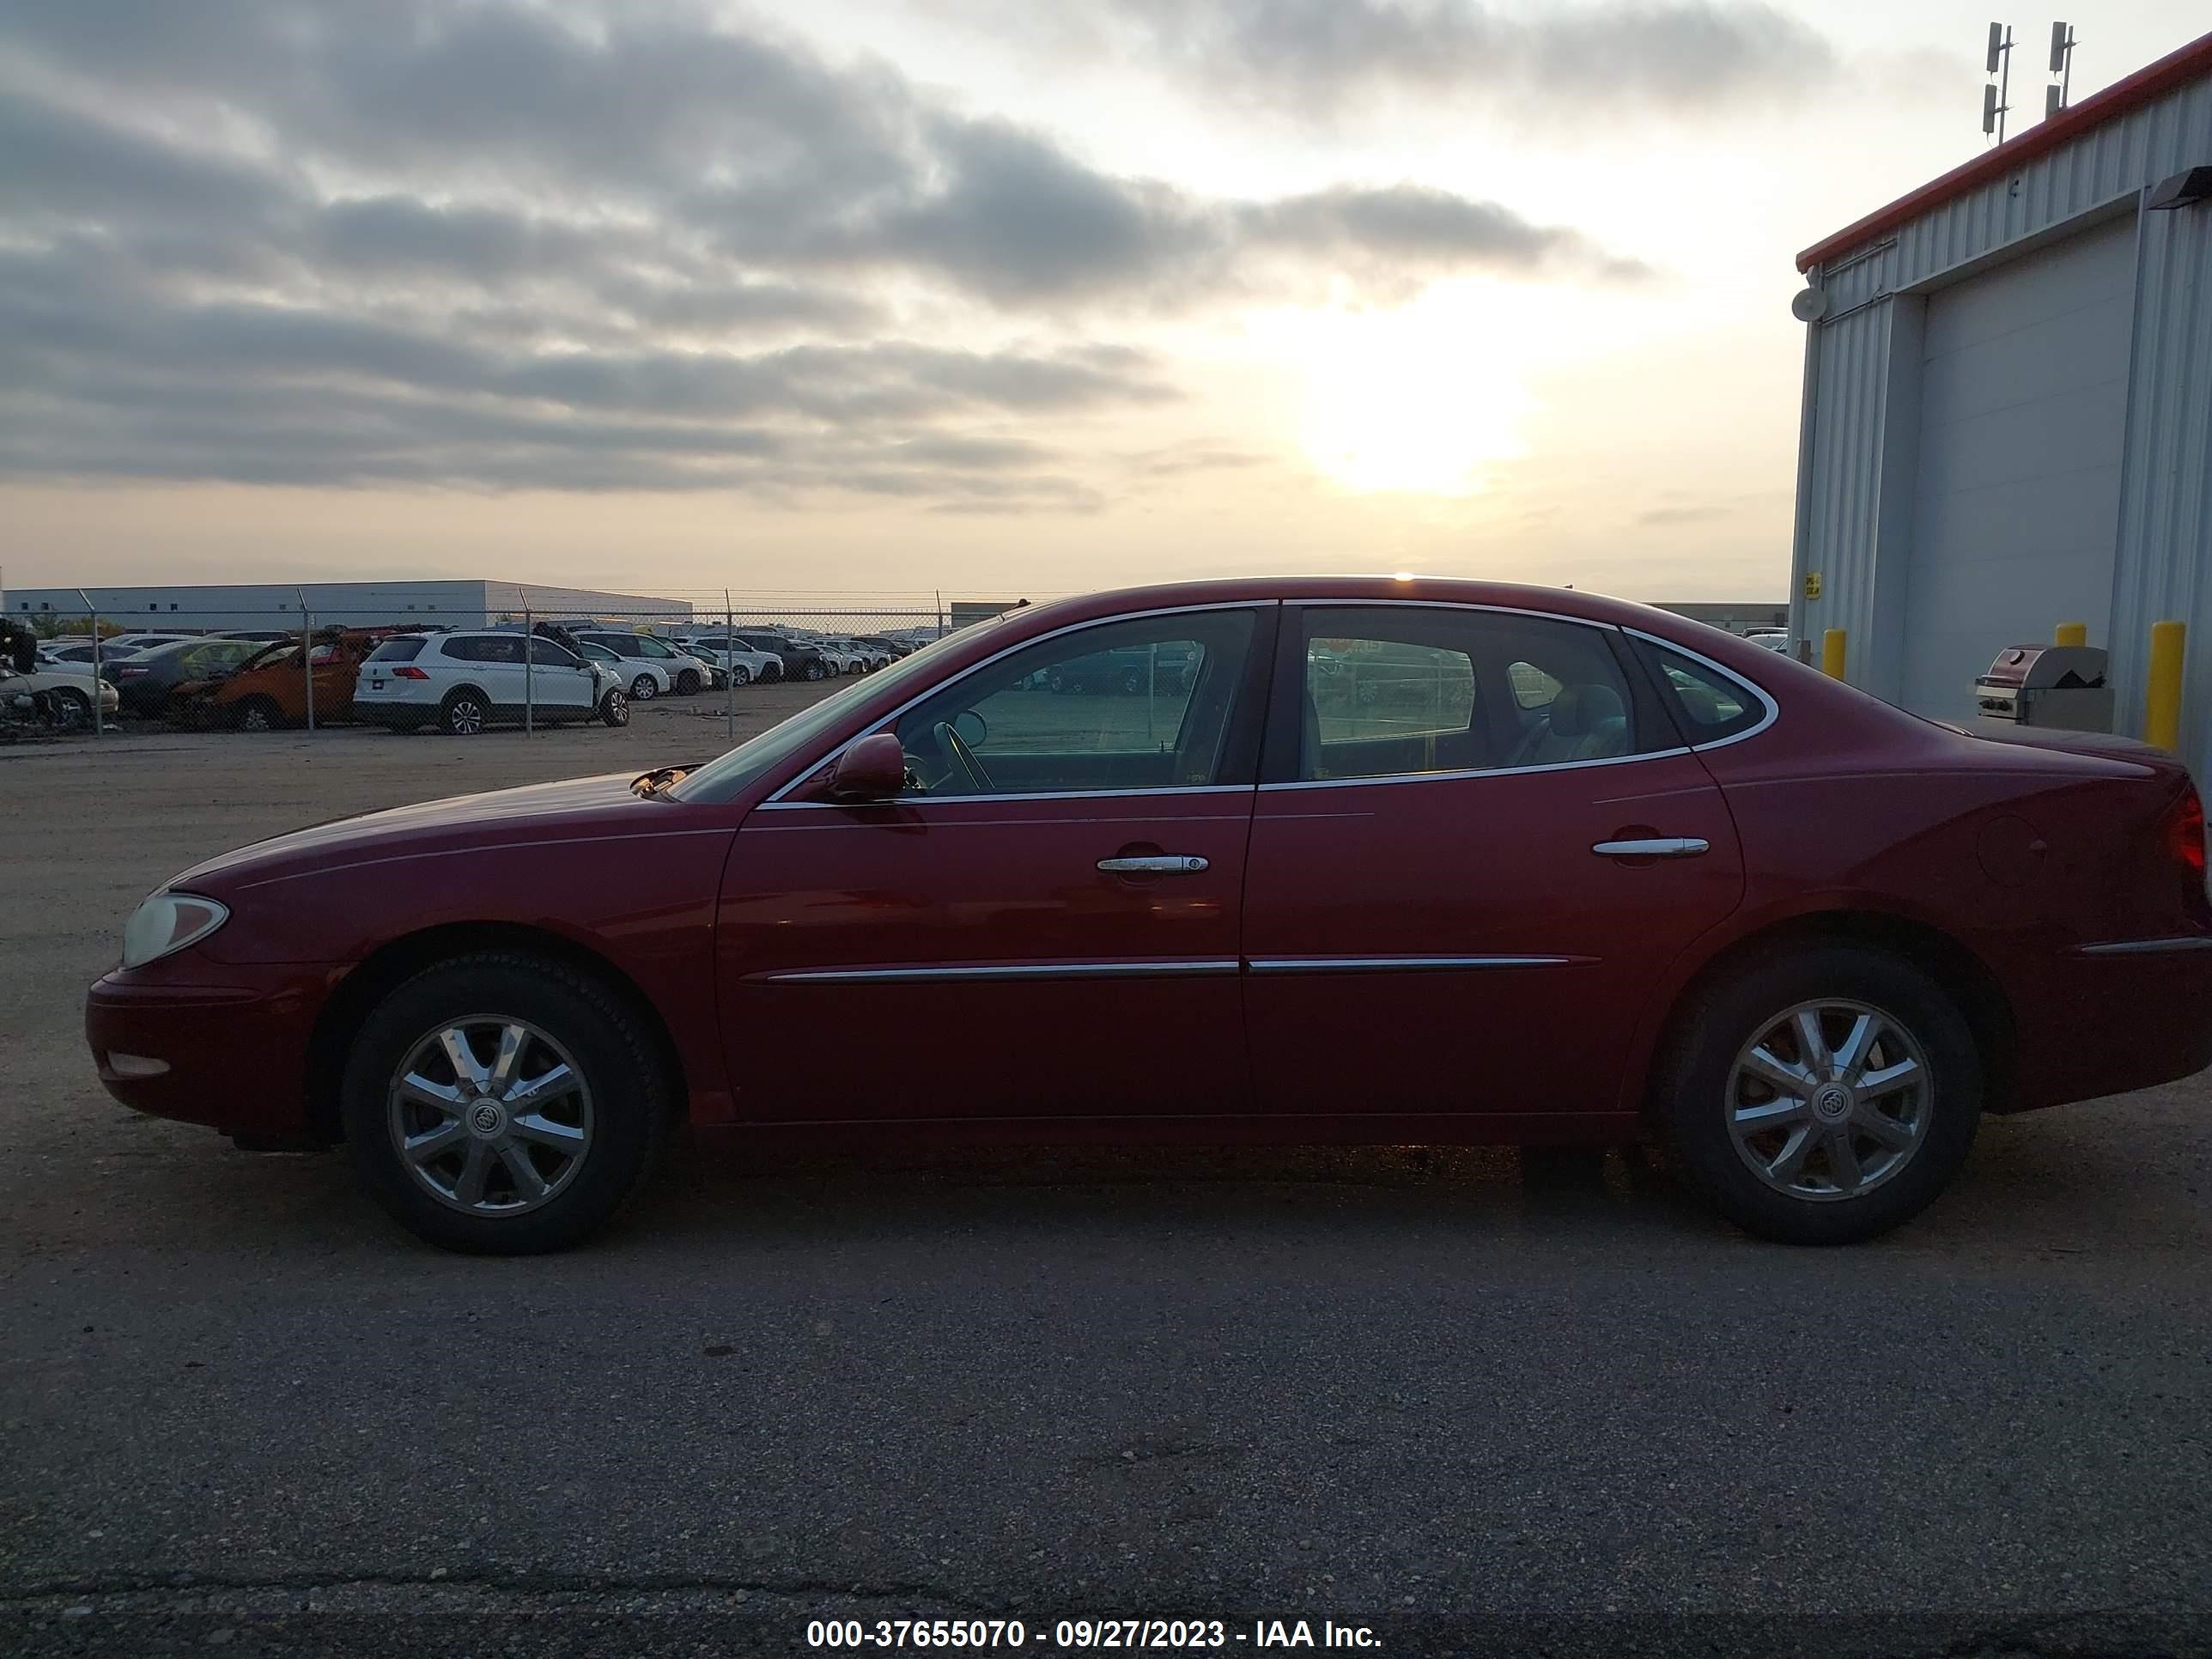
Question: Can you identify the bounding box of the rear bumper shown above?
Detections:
[84,960,333,1139]
[2009,939,2212,1110]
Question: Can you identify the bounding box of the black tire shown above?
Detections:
[599,690,629,727]
[731,665,751,688]
[760,661,781,684]
[1657,944,1981,1245]
[49,686,91,729]
[804,659,827,682]
[440,689,489,736]
[236,696,283,732]
[338,952,672,1254]
[674,669,702,696]
[629,673,658,702]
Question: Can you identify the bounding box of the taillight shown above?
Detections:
[392,665,430,680]
[2163,785,2209,908]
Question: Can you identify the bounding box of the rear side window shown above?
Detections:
[1636,641,1767,744]
[367,638,424,662]
[1281,607,1646,783]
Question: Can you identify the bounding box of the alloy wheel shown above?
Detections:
[445,696,485,736]
[1725,999,1932,1201]
[386,1017,594,1216]
[630,674,657,701]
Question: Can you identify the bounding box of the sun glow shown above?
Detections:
[1249,282,1546,497]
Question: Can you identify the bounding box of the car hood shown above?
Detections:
[171,771,676,891]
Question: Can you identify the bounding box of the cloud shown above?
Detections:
[945,0,1848,122]
[0,1,1644,501]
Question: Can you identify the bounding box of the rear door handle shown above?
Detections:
[1591,837,1709,860]
[1097,855,1210,875]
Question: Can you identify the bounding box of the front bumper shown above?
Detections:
[85,959,335,1139]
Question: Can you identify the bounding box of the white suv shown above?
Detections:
[355,631,627,734]
[573,629,718,696]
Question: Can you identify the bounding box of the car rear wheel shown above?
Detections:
[599,690,629,727]
[236,695,283,732]
[1658,944,1980,1245]
[674,669,701,696]
[731,665,750,687]
[339,953,671,1253]
[440,690,488,736]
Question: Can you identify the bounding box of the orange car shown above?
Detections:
[170,629,387,731]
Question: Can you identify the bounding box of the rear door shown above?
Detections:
[716,605,1274,1121]
[1240,603,1747,1125]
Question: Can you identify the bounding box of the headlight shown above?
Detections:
[122,890,230,969]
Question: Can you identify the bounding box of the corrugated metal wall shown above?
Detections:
[1792,68,2212,775]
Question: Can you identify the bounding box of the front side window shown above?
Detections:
[527,637,577,666]
[890,611,1259,799]
[1283,607,1644,783]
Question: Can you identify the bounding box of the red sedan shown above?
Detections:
[86,578,2212,1253]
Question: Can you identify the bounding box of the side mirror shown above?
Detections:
[823,732,906,803]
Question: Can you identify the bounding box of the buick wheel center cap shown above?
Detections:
[469,1101,507,1137]
[1813,1083,1853,1121]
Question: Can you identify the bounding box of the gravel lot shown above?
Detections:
[4,696,2211,1656]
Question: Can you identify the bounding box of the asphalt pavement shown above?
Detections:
[5,706,2210,1656]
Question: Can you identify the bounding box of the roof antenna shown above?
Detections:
[2045,22,2075,118]
[1983,21,2014,143]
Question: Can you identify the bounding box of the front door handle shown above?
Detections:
[1591,837,1710,860]
[1097,854,1210,875]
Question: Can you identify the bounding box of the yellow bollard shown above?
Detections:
[2055,622,2087,647]
[1820,629,1847,680]
[2146,620,2186,751]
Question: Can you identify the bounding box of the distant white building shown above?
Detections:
[4,579,693,632]
[1790,28,2212,769]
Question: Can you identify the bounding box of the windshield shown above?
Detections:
[666,627,982,803]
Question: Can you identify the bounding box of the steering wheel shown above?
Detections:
[932,720,994,793]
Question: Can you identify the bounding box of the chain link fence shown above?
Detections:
[13,591,1027,744]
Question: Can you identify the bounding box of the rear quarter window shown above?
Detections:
[1636,641,1768,744]
[366,638,425,662]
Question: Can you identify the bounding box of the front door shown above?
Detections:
[716,605,1274,1121]
[1240,603,1746,1126]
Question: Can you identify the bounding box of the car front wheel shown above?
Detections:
[340,953,671,1253]
[1659,944,1980,1245]
[674,669,701,696]
[629,673,658,701]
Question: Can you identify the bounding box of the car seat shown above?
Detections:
[1509,683,1628,767]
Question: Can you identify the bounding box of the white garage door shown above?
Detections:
[1901,214,2136,717]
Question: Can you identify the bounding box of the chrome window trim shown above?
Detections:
[756,959,1241,984]
[2076,935,2212,956]
[1255,746,1694,793]
[1246,954,1585,975]
[1622,627,1781,752]
[760,600,1272,806]
[757,783,1255,811]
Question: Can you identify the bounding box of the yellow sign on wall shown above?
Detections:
[1803,572,1823,600]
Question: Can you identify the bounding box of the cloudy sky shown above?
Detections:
[3,2,2204,600]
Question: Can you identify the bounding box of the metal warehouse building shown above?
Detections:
[1790,28,2212,770]
[6,579,692,632]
